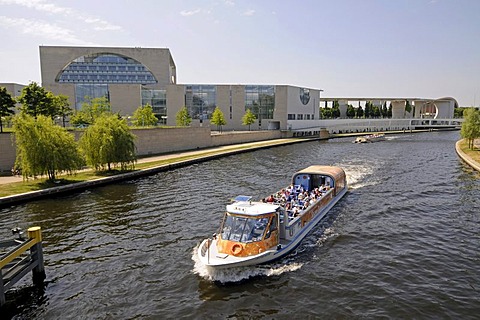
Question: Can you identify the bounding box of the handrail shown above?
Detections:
[0,227,42,269]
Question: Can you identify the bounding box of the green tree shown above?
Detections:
[346,104,355,118]
[364,101,372,118]
[17,82,55,119]
[13,114,84,181]
[70,96,111,126]
[211,106,227,132]
[132,103,158,127]
[79,114,136,171]
[460,107,480,149]
[405,100,412,115]
[332,101,341,118]
[0,87,16,133]
[175,106,192,126]
[381,102,388,118]
[321,107,332,119]
[387,103,393,118]
[372,105,381,118]
[356,106,364,118]
[50,93,73,127]
[242,108,256,131]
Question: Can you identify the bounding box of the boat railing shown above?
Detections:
[286,188,333,227]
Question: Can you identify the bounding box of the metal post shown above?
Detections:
[27,227,45,285]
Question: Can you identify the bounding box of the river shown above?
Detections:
[1,130,479,319]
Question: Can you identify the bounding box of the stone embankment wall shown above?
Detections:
[0,128,285,172]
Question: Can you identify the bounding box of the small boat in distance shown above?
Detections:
[354,133,386,143]
[197,166,347,269]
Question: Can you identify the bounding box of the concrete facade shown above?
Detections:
[39,46,176,111]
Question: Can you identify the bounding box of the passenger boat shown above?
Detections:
[197,165,347,269]
[354,133,385,143]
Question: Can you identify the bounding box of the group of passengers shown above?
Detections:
[263,184,331,219]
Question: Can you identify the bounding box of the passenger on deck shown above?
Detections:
[266,195,275,203]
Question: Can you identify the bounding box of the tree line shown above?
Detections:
[321,101,394,119]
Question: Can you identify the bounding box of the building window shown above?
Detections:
[245,85,275,124]
[74,84,109,111]
[297,114,303,120]
[288,114,296,120]
[142,88,167,124]
[185,85,217,121]
[57,53,157,85]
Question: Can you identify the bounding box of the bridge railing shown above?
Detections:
[0,226,45,306]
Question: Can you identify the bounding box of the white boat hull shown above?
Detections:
[198,187,347,269]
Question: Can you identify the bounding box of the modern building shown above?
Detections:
[39,46,321,131]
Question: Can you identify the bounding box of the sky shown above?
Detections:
[0,0,479,107]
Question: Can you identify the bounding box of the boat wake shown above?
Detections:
[191,245,303,283]
[342,161,383,190]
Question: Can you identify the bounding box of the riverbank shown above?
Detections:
[0,129,462,207]
[455,139,480,172]
[0,136,319,207]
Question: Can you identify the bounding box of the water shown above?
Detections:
[1,131,479,319]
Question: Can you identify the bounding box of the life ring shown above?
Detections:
[231,244,243,256]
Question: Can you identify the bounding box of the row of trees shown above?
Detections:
[175,106,257,131]
[0,83,160,132]
[321,101,394,119]
[460,107,480,149]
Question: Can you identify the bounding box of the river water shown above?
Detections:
[1,130,479,319]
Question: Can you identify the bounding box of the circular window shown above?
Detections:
[300,88,310,105]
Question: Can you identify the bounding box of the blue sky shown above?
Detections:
[0,0,479,107]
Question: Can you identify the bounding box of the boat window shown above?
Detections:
[221,214,271,243]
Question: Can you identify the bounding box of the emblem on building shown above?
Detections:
[300,88,310,105]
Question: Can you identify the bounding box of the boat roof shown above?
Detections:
[294,165,346,181]
[226,200,279,216]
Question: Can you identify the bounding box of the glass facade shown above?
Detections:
[74,84,109,110]
[57,53,157,84]
[185,85,217,121]
[142,88,167,124]
[245,85,275,126]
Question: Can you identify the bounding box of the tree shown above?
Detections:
[356,106,364,118]
[460,107,480,149]
[332,101,340,118]
[13,114,84,181]
[210,106,227,132]
[175,106,192,126]
[372,105,381,118]
[50,93,73,127]
[132,103,158,127]
[346,105,355,118]
[405,100,412,115]
[364,101,372,118]
[242,108,256,131]
[0,87,16,133]
[387,103,393,118]
[79,114,136,171]
[17,82,55,119]
[381,102,388,118]
[70,96,111,126]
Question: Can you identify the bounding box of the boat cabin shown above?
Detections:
[292,165,346,197]
[216,196,281,257]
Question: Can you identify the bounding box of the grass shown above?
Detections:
[459,139,480,163]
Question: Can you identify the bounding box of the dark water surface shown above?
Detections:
[1,131,479,319]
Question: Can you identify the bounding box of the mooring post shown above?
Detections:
[27,227,46,285]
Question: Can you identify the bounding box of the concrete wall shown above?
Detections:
[0,128,284,172]
[211,130,282,147]
[132,127,211,155]
[0,134,15,173]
